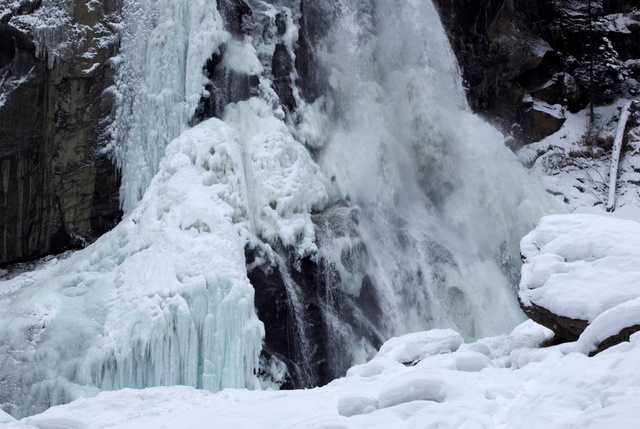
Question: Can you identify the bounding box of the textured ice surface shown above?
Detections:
[112,0,230,213]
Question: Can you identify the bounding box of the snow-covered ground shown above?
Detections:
[2,321,639,428]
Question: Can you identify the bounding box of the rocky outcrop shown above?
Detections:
[433,0,640,145]
[589,324,640,356]
[0,1,122,265]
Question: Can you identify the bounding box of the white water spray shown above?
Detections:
[314,0,560,343]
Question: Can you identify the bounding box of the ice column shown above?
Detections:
[112,0,229,213]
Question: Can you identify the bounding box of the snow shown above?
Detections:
[376,330,463,365]
[520,214,640,321]
[532,99,566,120]
[4,322,640,429]
[223,39,264,75]
[577,297,640,355]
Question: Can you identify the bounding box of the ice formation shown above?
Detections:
[0,0,561,418]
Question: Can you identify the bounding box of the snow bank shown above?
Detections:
[520,214,640,321]
[5,323,640,428]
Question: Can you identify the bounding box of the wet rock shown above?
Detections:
[248,203,384,388]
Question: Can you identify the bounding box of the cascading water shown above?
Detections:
[269,0,562,382]
[0,0,561,419]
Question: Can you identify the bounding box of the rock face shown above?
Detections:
[0,1,122,265]
[433,0,640,146]
[4,0,637,265]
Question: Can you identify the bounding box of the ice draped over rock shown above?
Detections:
[0,0,560,418]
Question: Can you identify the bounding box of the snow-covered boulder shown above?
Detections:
[519,214,640,351]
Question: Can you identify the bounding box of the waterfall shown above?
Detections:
[0,0,560,419]
[282,0,561,380]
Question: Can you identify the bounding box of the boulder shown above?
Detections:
[519,214,640,352]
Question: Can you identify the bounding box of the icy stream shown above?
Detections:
[0,0,559,419]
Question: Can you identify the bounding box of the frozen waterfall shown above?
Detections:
[0,0,560,419]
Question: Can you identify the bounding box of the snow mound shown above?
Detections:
[377,370,456,407]
[337,394,378,417]
[520,214,640,322]
[377,329,463,364]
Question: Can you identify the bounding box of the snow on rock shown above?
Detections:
[5,324,640,428]
[520,213,640,350]
[520,214,640,321]
[518,100,640,212]
[577,297,640,356]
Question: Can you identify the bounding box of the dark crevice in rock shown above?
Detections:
[190,47,261,125]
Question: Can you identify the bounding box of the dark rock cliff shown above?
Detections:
[0,0,122,265]
[433,0,640,146]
